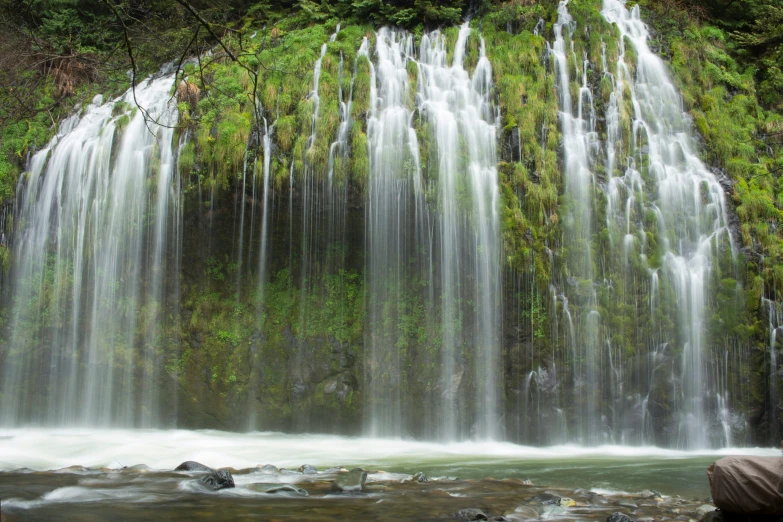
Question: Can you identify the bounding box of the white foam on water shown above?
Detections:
[0,429,777,472]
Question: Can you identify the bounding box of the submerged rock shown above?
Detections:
[199,469,235,490]
[329,468,367,493]
[262,484,309,496]
[298,464,317,474]
[175,461,214,472]
[455,508,488,521]
[607,513,634,522]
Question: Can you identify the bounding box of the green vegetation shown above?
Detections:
[0,0,781,437]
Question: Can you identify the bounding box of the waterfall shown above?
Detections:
[551,0,603,443]
[0,75,180,427]
[602,0,735,448]
[365,23,501,440]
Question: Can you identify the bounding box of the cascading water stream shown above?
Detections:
[1,75,180,427]
[551,1,603,443]
[365,23,501,440]
[602,0,735,448]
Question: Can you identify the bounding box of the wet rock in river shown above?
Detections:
[639,489,663,499]
[329,468,367,493]
[262,484,309,496]
[455,508,488,521]
[531,492,561,505]
[411,471,428,482]
[607,513,634,522]
[558,497,576,507]
[298,464,317,474]
[258,464,279,473]
[199,469,235,490]
[175,461,214,472]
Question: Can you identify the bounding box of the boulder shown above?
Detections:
[329,468,367,493]
[708,456,783,515]
[607,513,634,522]
[175,461,214,472]
[199,469,235,490]
[298,464,317,474]
[258,464,279,473]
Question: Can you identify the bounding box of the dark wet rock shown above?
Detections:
[263,484,309,496]
[329,468,367,493]
[607,513,634,522]
[199,469,235,490]
[411,471,428,482]
[298,464,317,474]
[175,461,214,472]
[258,464,279,473]
[531,492,561,505]
[455,508,489,521]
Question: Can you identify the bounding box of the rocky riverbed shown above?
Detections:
[0,462,725,521]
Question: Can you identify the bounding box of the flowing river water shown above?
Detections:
[0,430,779,520]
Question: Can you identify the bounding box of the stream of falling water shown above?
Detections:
[365,23,500,440]
[551,1,603,443]
[601,0,735,448]
[0,75,180,427]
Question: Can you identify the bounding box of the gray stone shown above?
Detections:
[258,464,279,473]
[199,469,235,490]
[175,461,213,472]
[298,464,317,474]
[329,468,367,493]
[607,513,634,522]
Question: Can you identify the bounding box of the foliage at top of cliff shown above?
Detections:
[0,0,780,209]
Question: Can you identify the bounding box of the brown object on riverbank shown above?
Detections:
[708,456,783,515]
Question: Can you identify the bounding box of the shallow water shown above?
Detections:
[0,430,777,508]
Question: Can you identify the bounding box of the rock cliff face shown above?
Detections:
[0,0,780,446]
